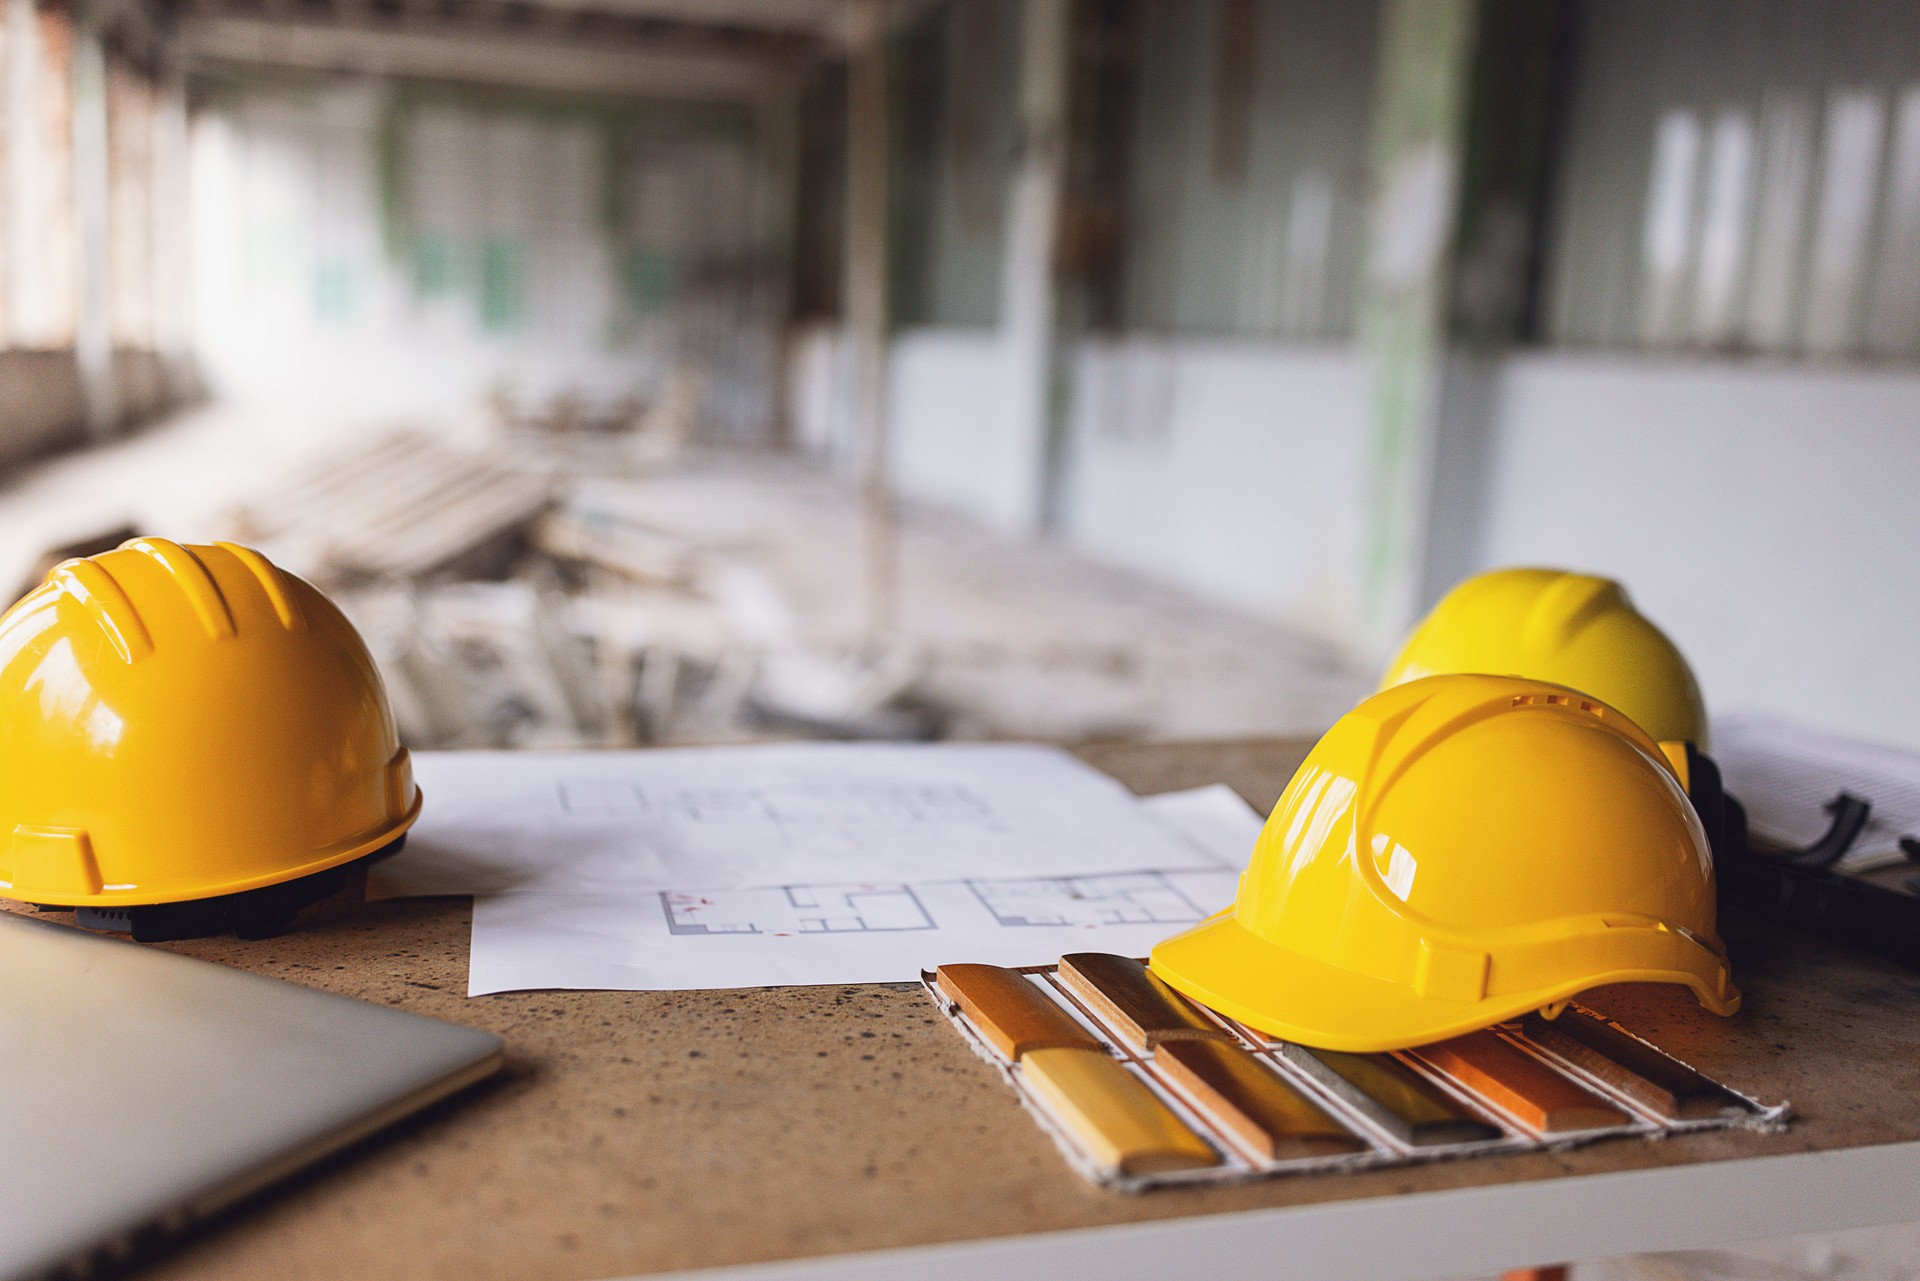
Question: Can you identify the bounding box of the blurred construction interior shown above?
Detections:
[1,0,1915,757]
[0,0,1915,755]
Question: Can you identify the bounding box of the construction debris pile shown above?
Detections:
[201,425,1023,747]
[185,404,1363,751]
[0,386,1367,752]
[217,426,901,747]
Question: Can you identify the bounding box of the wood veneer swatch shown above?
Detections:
[934,964,1100,1060]
[1020,1047,1219,1175]
[1057,953,1233,1050]
[1520,1012,1748,1120]
[1154,1040,1366,1161]
[1274,1043,1503,1146]
[1414,1032,1631,1134]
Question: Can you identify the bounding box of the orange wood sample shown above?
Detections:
[1521,1012,1745,1120]
[934,964,1100,1060]
[1020,1047,1219,1175]
[1154,1040,1366,1161]
[1057,953,1233,1050]
[1413,1032,1631,1134]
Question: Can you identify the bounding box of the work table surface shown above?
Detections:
[28,738,1920,1280]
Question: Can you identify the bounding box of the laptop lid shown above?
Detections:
[0,912,502,1280]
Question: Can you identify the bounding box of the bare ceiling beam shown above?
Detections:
[181,14,792,102]
[502,0,845,37]
[496,0,941,45]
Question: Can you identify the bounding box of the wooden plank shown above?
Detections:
[1056,953,1233,1051]
[934,963,1100,1060]
[1520,1011,1750,1121]
[1413,1032,1631,1135]
[1155,1040,1366,1162]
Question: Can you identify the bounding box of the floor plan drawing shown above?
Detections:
[446,782,1263,993]
[966,872,1214,929]
[661,883,937,936]
[385,745,1209,903]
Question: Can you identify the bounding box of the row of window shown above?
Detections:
[842,0,1920,362]
[1547,0,1920,358]
[0,7,187,355]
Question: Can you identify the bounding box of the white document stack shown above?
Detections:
[370,745,1264,995]
[1714,712,1920,872]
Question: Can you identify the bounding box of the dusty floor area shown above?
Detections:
[0,402,1370,744]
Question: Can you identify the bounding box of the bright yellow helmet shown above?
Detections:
[1150,673,1739,1052]
[1380,567,1706,746]
[0,538,418,937]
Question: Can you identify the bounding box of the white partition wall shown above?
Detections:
[1477,354,1920,749]
[786,0,1920,750]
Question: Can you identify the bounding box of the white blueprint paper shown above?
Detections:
[370,744,1209,899]
[462,785,1263,995]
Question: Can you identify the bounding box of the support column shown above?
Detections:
[4,0,39,347]
[1418,0,1571,613]
[756,78,800,449]
[151,60,192,382]
[1357,0,1569,651]
[1356,0,1480,651]
[998,0,1071,535]
[71,15,115,438]
[844,0,895,639]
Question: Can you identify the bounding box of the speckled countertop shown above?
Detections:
[15,739,1920,1281]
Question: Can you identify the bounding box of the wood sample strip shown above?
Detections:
[1020,1047,1219,1176]
[1154,1040,1366,1161]
[1413,1032,1632,1135]
[1275,1043,1503,1147]
[934,964,1100,1060]
[1520,1012,1748,1120]
[1057,953,1233,1051]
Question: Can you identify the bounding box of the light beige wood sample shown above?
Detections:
[1019,1047,1218,1176]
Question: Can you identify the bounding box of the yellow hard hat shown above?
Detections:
[0,538,418,937]
[1380,567,1707,746]
[1150,673,1739,1052]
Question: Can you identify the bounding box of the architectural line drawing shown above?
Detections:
[966,872,1212,929]
[661,883,937,936]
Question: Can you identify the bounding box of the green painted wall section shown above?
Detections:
[195,68,757,338]
[1357,0,1478,639]
[370,84,753,334]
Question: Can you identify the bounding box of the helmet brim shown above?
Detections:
[1150,908,1739,1054]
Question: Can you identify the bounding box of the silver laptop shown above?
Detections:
[0,912,503,1280]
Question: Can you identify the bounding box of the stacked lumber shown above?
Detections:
[228,431,553,587]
